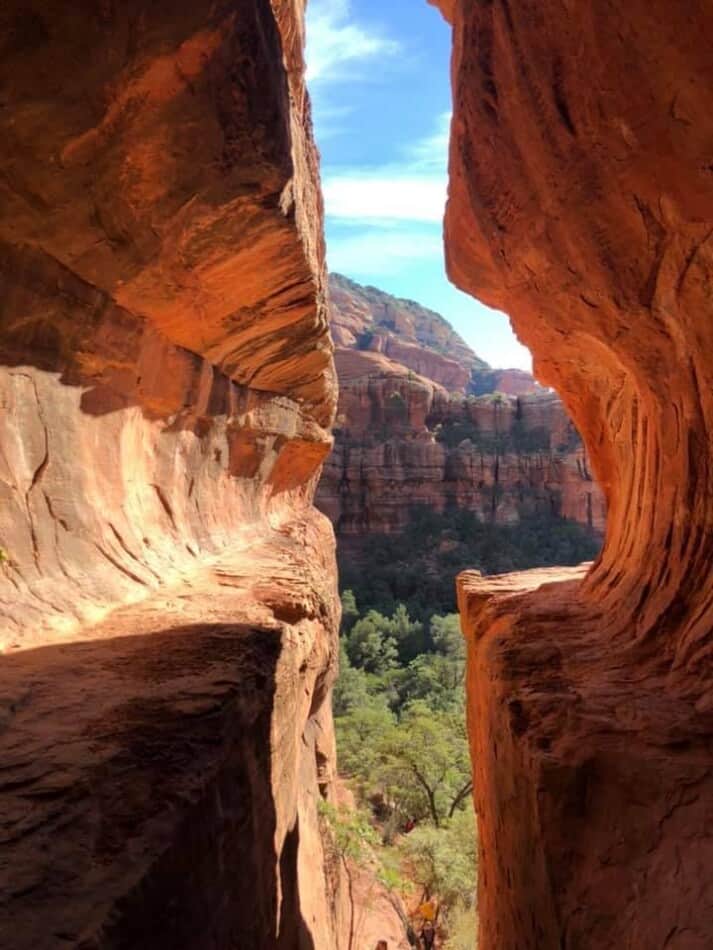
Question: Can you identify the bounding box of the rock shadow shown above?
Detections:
[0,621,315,949]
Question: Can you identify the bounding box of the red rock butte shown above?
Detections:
[432,0,713,946]
[319,272,606,539]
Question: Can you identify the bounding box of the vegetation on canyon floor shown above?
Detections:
[333,504,600,945]
[333,594,477,948]
[339,505,602,622]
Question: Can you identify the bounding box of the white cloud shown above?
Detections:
[406,111,452,172]
[306,0,400,85]
[326,227,443,277]
[309,103,354,141]
[322,172,447,225]
[321,113,452,226]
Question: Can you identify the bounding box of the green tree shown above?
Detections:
[390,603,427,662]
[392,653,464,713]
[430,614,464,662]
[373,702,473,826]
[341,589,360,633]
[333,642,372,716]
[336,701,396,782]
[401,807,478,935]
[346,610,398,674]
[382,615,466,714]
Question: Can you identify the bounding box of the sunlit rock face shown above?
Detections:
[329,272,488,391]
[0,2,344,946]
[318,274,605,537]
[433,0,713,947]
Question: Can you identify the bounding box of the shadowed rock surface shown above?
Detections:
[0,525,338,949]
[0,2,345,946]
[433,0,713,946]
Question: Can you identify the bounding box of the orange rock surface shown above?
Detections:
[434,0,713,946]
[0,2,343,946]
[489,368,541,397]
[330,273,486,390]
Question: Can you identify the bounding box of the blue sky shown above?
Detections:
[306,0,532,371]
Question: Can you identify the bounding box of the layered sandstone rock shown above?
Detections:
[435,0,713,946]
[472,367,541,397]
[319,275,604,537]
[320,382,604,536]
[0,2,342,946]
[330,272,487,391]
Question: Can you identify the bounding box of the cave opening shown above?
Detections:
[2,0,709,947]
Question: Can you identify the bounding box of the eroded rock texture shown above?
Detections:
[318,274,605,536]
[0,2,342,946]
[329,273,488,392]
[434,0,713,946]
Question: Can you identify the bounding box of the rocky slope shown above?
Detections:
[318,274,605,538]
[330,272,489,391]
[0,3,344,947]
[435,0,713,947]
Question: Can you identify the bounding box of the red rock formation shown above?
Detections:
[471,366,543,397]
[320,383,604,536]
[330,272,487,391]
[0,3,343,946]
[490,369,541,397]
[434,0,713,946]
[319,275,604,538]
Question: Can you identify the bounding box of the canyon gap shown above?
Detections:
[0,1,711,948]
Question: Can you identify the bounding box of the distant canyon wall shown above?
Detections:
[318,274,605,539]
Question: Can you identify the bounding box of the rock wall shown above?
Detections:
[319,275,605,537]
[329,272,488,391]
[0,2,344,947]
[319,366,604,536]
[435,0,713,947]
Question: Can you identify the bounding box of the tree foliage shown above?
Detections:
[346,609,399,674]
[402,809,478,944]
[333,641,372,717]
[402,808,477,906]
[334,594,477,944]
[369,701,473,827]
[341,589,359,632]
[339,505,602,620]
[319,799,379,863]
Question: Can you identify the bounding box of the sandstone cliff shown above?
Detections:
[0,3,343,947]
[434,0,713,947]
[319,274,605,538]
[330,272,487,391]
